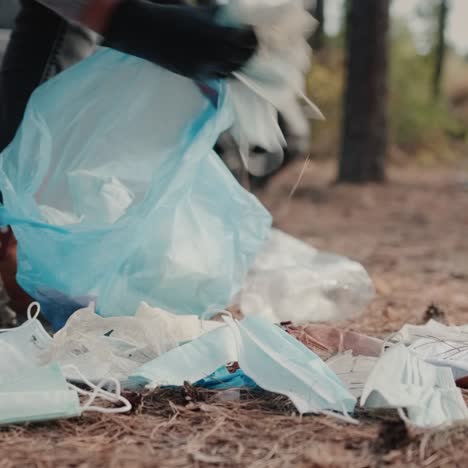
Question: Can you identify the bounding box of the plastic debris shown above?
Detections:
[195,366,257,390]
[237,229,375,324]
[0,48,272,328]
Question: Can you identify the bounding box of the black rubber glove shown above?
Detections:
[104,0,258,79]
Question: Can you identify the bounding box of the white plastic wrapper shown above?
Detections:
[236,229,375,324]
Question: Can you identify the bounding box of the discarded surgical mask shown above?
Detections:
[0,363,131,425]
[130,315,356,419]
[361,344,468,428]
[46,302,221,382]
[236,229,374,324]
[326,352,377,398]
[392,320,468,381]
[128,324,238,389]
[410,337,468,382]
[397,320,468,346]
[0,302,52,373]
[0,47,272,326]
[224,315,356,417]
[220,0,323,175]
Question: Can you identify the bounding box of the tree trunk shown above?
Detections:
[338,0,390,183]
[432,0,448,99]
[310,0,325,51]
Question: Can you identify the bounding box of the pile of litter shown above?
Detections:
[0,226,372,425]
[0,0,466,438]
[2,257,468,430]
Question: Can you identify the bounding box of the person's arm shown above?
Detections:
[35,0,94,25]
[35,0,257,79]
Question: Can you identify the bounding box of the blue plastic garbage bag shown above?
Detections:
[195,366,257,390]
[0,48,272,328]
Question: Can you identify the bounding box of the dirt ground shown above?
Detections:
[2,161,468,467]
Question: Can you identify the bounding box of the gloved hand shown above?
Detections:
[103,0,258,79]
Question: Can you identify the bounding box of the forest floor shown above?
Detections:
[2,161,468,467]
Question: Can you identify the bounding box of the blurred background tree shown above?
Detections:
[310,0,325,51]
[433,0,449,99]
[338,0,390,182]
[304,0,468,184]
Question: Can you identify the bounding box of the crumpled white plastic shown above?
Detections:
[361,344,468,428]
[235,229,375,324]
[44,302,221,381]
[68,169,135,224]
[222,0,324,175]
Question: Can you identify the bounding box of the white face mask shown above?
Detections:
[0,303,53,374]
[47,302,221,382]
[361,344,468,428]
[0,363,131,425]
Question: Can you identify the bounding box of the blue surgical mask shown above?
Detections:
[128,324,238,389]
[0,303,53,374]
[223,315,356,417]
[129,315,356,420]
[0,363,132,425]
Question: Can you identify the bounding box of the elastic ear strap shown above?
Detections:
[63,364,132,414]
[27,302,41,320]
[0,301,42,332]
[397,407,413,426]
[80,379,131,414]
[321,405,359,425]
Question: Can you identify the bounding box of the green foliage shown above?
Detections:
[389,21,465,159]
[306,18,467,162]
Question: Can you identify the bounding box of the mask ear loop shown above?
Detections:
[63,365,131,414]
[0,301,42,332]
[321,405,359,425]
[27,302,41,320]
